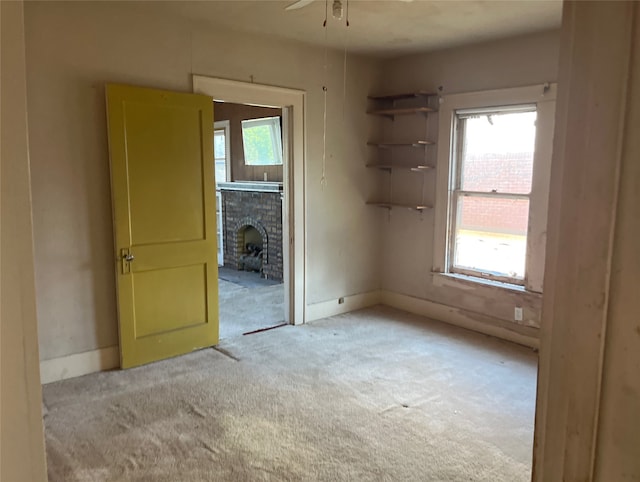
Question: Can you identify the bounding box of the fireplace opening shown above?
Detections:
[238,225,264,275]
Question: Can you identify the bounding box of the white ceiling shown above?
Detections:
[158,0,563,58]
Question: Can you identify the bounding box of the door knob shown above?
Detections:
[120,248,135,274]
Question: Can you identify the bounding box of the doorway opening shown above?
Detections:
[194,75,306,333]
[213,100,286,339]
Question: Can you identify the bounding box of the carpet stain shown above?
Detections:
[197,438,220,455]
[213,346,241,362]
[183,401,207,418]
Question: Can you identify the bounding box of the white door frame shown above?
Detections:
[193,75,306,325]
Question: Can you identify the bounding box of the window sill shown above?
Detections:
[432,271,540,296]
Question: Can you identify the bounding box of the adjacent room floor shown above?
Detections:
[42,306,537,481]
[218,267,284,339]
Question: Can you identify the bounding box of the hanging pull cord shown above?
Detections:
[323,0,328,27]
[321,0,329,190]
[321,85,328,189]
[342,0,350,118]
[345,0,349,26]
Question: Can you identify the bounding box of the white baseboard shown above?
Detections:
[306,290,382,323]
[40,345,119,384]
[381,290,539,349]
[39,292,535,383]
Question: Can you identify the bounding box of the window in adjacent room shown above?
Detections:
[241,116,283,166]
[449,106,537,284]
[213,120,230,183]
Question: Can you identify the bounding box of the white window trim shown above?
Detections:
[433,84,557,293]
[214,120,231,183]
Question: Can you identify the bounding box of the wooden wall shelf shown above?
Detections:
[366,164,434,172]
[368,106,435,119]
[366,201,432,211]
[368,91,437,101]
[368,140,434,148]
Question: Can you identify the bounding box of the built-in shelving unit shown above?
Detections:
[366,91,438,211]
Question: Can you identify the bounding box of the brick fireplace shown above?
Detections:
[219,183,283,282]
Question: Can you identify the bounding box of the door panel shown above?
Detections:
[106,84,218,369]
[126,102,206,244]
[132,264,208,338]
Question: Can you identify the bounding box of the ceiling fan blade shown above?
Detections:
[285,0,315,11]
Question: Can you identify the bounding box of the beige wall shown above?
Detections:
[378,30,560,332]
[24,1,383,362]
[0,1,48,480]
[382,30,561,95]
[214,101,283,182]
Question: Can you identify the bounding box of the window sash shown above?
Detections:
[448,191,528,285]
[241,116,283,166]
[456,104,536,118]
[214,129,226,163]
[448,110,535,285]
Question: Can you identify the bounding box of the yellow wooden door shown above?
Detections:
[106,84,218,369]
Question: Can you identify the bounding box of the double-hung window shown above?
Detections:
[449,106,536,284]
[433,85,557,293]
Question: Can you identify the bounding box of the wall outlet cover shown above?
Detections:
[514,307,524,321]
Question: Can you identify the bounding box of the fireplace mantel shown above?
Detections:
[217,181,283,193]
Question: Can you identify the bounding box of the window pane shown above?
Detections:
[241,117,283,166]
[453,195,529,279]
[213,129,226,183]
[214,130,225,159]
[215,160,226,184]
[460,111,536,194]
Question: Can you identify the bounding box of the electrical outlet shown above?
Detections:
[514,307,523,322]
[338,297,345,304]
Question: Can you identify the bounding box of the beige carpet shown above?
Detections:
[43,306,537,481]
